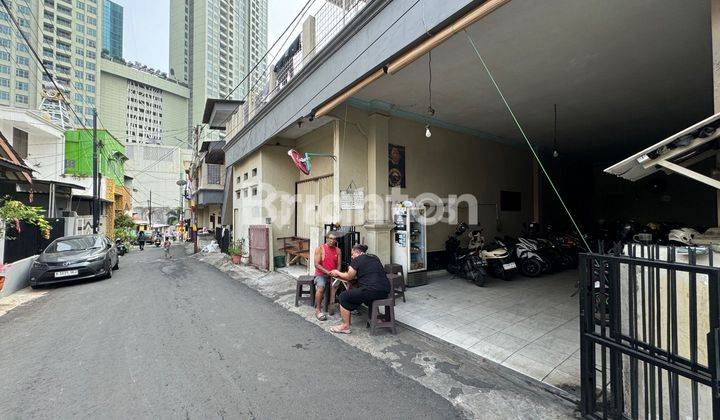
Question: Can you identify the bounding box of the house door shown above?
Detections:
[295,174,333,239]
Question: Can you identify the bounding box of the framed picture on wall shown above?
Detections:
[388,144,406,188]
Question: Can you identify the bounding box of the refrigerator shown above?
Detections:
[391,205,428,287]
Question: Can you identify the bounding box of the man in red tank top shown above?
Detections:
[313,232,341,321]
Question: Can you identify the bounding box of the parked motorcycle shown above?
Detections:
[468,230,516,280]
[503,236,550,277]
[115,238,128,256]
[445,224,488,286]
[154,237,162,247]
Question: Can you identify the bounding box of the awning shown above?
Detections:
[605,112,720,189]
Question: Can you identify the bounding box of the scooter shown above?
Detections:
[504,236,550,277]
[154,236,162,247]
[468,230,516,280]
[446,224,488,286]
[115,238,128,256]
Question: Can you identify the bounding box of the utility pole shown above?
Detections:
[193,125,200,254]
[92,108,99,234]
[148,190,152,230]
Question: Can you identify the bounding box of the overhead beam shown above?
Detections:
[655,160,720,190]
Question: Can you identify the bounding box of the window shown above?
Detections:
[87,28,96,36]
[16,55,29,66]
[0,65,9,74]
[207,164,221,184]
[0,78,8,87]
[75,58,84,67]
[235,190,241,199]
[86,62,95,70]
[87,16,96,25]
[75,70,84,78]
[251,168,257,177]
[74,93,83,102]
[14,94,28,104]
[15,68,28,78]
[86,85,95,93]
[86,73,95,81]
[0,51,8,60]
[0,91,8,100]
[12,128,28,158]
[243,189,248,197]
[251,186,258,196]
[0,24,10,35]
[76,1,85,10]
[0,38,10,48]
[15,81,28,91]
[243,172,248,180]
[16,44,28,53]
[75,24,85,33]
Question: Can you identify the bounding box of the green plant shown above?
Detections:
[114,227,136,245]
[227,238,246,257]
[0,198,51,239]
[114,212,135,229]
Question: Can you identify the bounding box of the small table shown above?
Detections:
[276,236,310,266]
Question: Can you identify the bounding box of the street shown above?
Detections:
[0,245,460,419]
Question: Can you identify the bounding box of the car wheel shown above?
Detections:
[105,260,113,279]
[112,258,119,270]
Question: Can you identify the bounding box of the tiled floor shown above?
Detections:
[395,270,581,393]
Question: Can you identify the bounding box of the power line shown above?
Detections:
[0,0,91,132]
[261,0,423,148]
[223,0,316,101]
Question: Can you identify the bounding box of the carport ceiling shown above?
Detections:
[353,0,712,161]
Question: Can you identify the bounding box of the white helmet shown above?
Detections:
[668,228,698,245]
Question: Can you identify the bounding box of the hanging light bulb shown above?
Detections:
[425,124,432,138]
[553,149,559,158]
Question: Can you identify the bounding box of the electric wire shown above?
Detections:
[258,0,422,148]
[222,0,316,101]
[463,30,591,251]
[221,0,377,134]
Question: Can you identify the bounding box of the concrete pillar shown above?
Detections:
[302,16,316,63]
[364,113,392,263]
[714,0,720,224]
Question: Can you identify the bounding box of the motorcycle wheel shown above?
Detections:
[520,259,543,277]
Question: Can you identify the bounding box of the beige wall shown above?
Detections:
[327,105,533,252]
[232,151,263,246]
[230,104,533,259]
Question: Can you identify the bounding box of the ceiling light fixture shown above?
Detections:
[552,104,559,158]
[425,51,435,139]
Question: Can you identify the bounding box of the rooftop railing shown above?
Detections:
[226,0,368,140]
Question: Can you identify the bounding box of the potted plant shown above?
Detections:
[0,198,51,241]
[228,238,246,264]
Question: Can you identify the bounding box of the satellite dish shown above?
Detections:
[288,149,310,175]
[286,149,336,175]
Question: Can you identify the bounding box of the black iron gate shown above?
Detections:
[579,246,720,419]
[4,218,64,263]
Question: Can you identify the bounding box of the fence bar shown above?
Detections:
[580,255,597,416]
[579,249,720,419]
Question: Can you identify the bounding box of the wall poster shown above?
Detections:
[388,144,406,188]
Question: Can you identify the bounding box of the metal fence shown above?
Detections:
[4,218,65,264]
[579,244,720,419]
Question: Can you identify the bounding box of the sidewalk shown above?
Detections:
[191,248,580,419]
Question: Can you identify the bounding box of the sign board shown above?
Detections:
[340,188,364,210]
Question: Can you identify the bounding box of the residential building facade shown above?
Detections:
[168,0,267,134]
[101,0,122,58]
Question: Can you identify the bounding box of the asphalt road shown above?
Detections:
[0,245,461,419]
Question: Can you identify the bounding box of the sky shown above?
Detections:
[116,0,307,73]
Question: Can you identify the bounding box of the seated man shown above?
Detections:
[329,244,391,334]
[313,232,341,321]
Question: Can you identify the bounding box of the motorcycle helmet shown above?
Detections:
[698,125,717,139]
[455,223,468,236]
[668,228,698,245]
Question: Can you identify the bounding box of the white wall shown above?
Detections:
[0,256,36,298]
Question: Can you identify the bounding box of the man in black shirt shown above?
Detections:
[328,244,390,334]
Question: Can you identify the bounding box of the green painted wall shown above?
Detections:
[64,129,126,184]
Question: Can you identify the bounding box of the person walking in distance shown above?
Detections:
[312,232,342,321]
[137,230,146,251]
